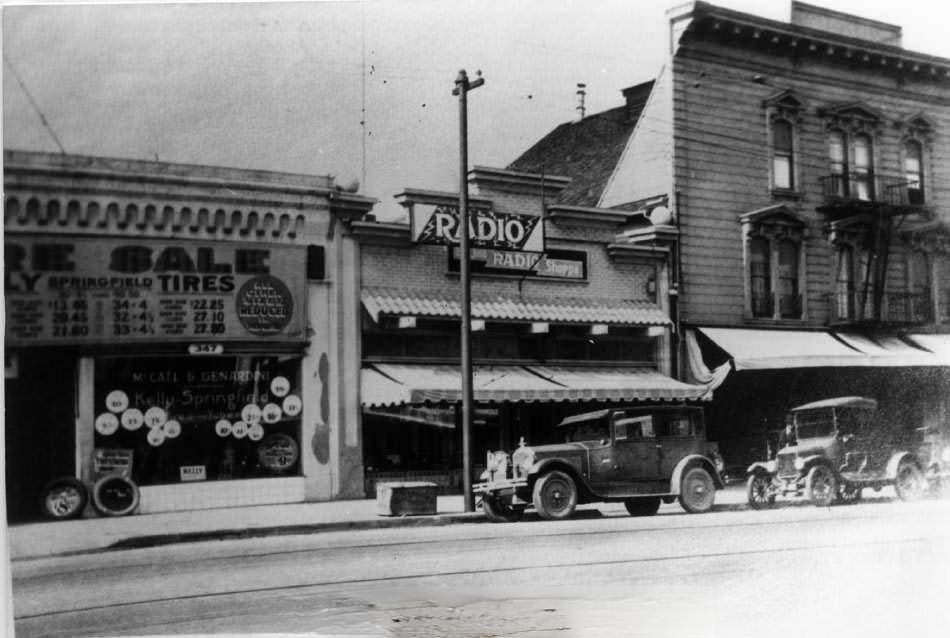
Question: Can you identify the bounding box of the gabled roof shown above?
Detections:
[508,81,654,207]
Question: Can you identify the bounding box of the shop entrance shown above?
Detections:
[5,350,77,522]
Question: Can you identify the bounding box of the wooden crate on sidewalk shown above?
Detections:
[375,481,438,516]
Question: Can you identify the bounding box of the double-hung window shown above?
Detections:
[771,120,794,190]
[904,140,924,205]
[828,130,874,200]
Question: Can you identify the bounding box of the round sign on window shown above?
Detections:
[241,404,262,425]
[248,422,264,441]
[147,427,166,447]
[215,419,233,437]
[256,433,299,473]
[262,403,282,424]
[270,376,291,398]
[121,409,144,431]
[144,407,167,429]
[232,421,249,439]
[282,394,302,417]
[105,390,129,413]
[163,420,182,439]
[95,413,119,436]
[235,275,295,336]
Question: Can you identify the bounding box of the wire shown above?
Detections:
[4,55,66,154]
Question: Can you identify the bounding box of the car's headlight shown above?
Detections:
[794,457,806,470]
[941,448,950,463]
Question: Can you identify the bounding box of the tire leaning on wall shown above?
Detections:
[91,475,140,516]
[39,476,89,520]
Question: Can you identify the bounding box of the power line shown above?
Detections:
[4,55,66,154]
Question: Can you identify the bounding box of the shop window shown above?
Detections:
[771,119,794,190]
[93,356,303,486]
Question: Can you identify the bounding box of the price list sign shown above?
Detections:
[5,236,307,345]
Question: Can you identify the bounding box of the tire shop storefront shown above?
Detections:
[4,150,374,521]
[350,168,712,496]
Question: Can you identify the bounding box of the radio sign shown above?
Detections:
[411,203,544,252]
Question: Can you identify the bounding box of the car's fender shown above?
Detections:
[797,454,832,475]
[669,455,724,494]
[747,460,775,475]
[526,457,592,499]
[885,451,920,480]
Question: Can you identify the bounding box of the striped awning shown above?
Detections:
[697,327,949,370]
[361,363,710,407]
[362,287,671,326]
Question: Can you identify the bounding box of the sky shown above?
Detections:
[3,0,950,220]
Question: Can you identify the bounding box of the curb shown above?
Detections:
[108,512,487,551]
[108,502,751,552]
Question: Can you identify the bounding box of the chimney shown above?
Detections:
[575,83,587,121]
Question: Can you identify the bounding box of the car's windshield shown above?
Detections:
[562,419,609,443]
[793,408,836,439]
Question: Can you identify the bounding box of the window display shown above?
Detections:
[94,356,302,486]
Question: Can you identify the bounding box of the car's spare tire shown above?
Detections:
[92,475,140,516]
[40,476,88,520]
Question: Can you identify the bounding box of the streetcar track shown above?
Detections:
[16,504,939,579]
[15,534,936,621]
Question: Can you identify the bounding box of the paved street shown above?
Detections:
[12,495,950,638]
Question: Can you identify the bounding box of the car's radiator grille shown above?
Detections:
[776,454,797,477]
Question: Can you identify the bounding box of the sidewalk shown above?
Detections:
[7,483,750,561]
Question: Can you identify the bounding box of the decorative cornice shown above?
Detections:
[607,242,671,263]
[618,224,680,247]
[329,190,377,221]
[3,193,309,242]
[394,188,493,209]
[470,165,571,195]
[546,205,632,226]
[683,1,950,81]
[348,220,412,246]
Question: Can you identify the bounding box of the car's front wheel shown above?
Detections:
[532,470,577,520]
[894,460,925,502]
[624,497,661,516]
[746,473,775,509]
[481,495,524,523]
[805,465,837,507]
[679,466,716,513]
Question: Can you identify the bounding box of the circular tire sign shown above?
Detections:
[236,275,294,336]
[256,433,299,473]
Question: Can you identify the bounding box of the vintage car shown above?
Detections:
[746,396,927,508]
[473,405,724,522]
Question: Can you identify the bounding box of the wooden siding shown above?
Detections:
[600,66,673,208]
[671,35,950,327]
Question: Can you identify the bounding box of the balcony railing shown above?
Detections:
[819,173,926,209]
[832,289,934,324]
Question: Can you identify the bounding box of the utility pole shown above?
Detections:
[453,69,483,513]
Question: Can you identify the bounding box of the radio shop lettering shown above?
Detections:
[4,237,306,344]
